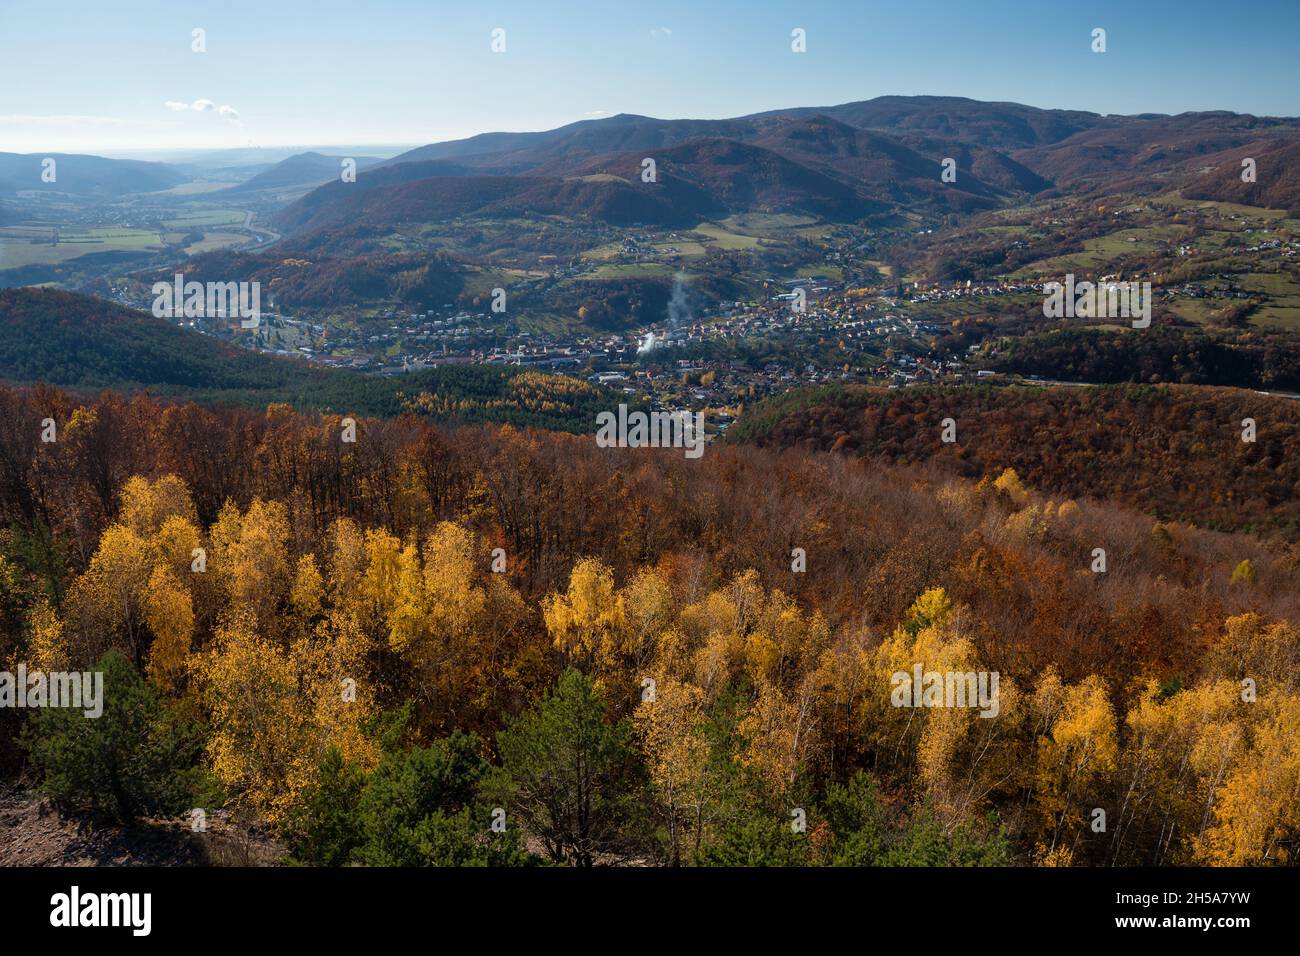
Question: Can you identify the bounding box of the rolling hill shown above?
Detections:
[365,97,1300,206]
[279,97,1299,242]
[274,113,1036,241]
[219,151,384,194]
[728,382,1300,537]
[0,152,188,197]
[138,249,467,310]
[0,286,321,392]
[567,135,886,219]
[1181,138,1300,213]
[787,95,1112,150]
[0,287,620,430]
[379,95,1110,170]
[271,159,497,234]
[751,116,1012,209]
[275,162,722,236]
[377,112,763,169]
[1012,113,1300,190]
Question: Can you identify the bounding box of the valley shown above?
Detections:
[5,99,1298,432]
[4,82,1300,885]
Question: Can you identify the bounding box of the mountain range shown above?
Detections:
[6,96,1297,217]
[266,96,1300,243]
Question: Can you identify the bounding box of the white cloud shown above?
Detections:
[650,27,672,39]
[162,99,239,122]
[584,109,606,117]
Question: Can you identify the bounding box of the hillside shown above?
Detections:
[729,383,1300,537]
[219,151,383,194]
[799,95,1111,149]
[267,99,1300,262]
[1013,114,1299,189]
[890,133,1053,194]
[375,96,1265,185]
[274,132,921,243]
[379,112,764,169]
[275,166,720,237]
[983,327,1300,392]
[0,288,620,430]
[0,287,316,391]
[270,159,480,235]
[2,388,1298,871]
[278,101,1122,240]
[752,116,1007,209]
[384,96,1111,168]
[139,249,466,310]
[0,152,187,197]
[569,135,885,219]
[1181,138,1300,213]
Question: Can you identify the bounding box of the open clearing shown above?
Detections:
[0,225,164,267]
[164,209,247,228]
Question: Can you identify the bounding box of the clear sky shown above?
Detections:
[2,0,1297,153]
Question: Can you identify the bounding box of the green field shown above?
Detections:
[183,231,246,254]
[1242,272,1300,330]
[1249,304,1300,330]
[1166,298,1223,326]
[717,212,817,235]
[1011,226,1192,276]
[57,227,160,246]
[0,225,165,267]
[693,222,762,249]
[1157,195,1291,220]
[648,239,708,257]
[164,209,247,228]
[581,262,677,279]
[583,221,763,262]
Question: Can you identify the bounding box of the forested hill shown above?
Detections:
[0,287,617,431]
[0,286,318,391]
[1,386,1296,867]
[729,382,1300,537]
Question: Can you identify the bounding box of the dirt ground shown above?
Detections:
[0,786,285,867]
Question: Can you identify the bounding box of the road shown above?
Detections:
[239,210,280,249]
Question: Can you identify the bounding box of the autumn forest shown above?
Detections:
[1,383,1297,868]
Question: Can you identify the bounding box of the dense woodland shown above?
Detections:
[1,384,1298,866]
[733,383,1300,538]
[985,327,1300,391]
[0,289,618,430]
[150,250,467,311]
[1183,140,1300,215]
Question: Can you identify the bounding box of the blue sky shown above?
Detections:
[1,0,1297,153]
